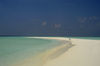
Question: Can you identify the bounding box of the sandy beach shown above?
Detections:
[39,37,100,66]
[3,37,100,66]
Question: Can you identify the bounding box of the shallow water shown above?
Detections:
[0,37,62,66]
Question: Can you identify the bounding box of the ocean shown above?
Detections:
[0,37,65,66]
[70,37,100,40]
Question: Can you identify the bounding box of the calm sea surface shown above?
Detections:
[0,37,61,66]
[69,37,100,40]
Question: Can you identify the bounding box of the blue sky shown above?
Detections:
[0,0,100,36]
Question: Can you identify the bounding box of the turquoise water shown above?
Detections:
[0,37,61,66]
[69,37,100,40]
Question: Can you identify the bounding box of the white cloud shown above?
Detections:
[42,21,47,26]
[54,24,61,28]
[78,16,100,23]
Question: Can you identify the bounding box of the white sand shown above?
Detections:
[41,37,100,66]
[27,37,100,66]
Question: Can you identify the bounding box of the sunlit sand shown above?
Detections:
[43,37,100,66]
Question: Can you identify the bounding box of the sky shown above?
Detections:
[0,0,100,36]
